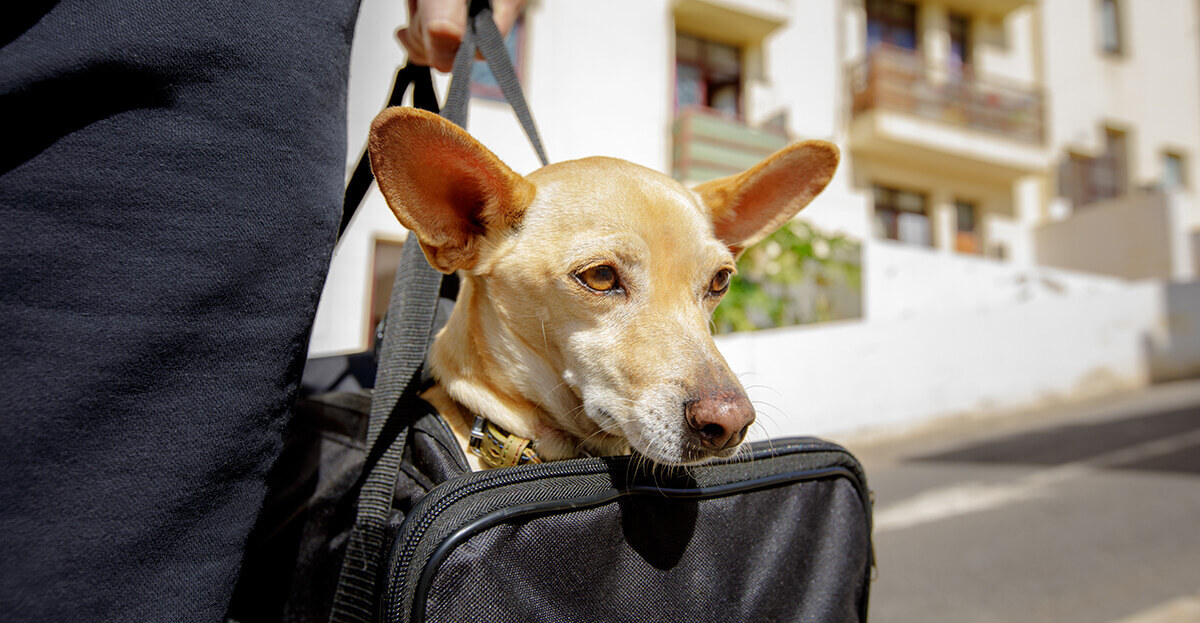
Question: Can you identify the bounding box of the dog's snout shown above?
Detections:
[685,390,755,451]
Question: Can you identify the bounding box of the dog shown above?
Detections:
[369,108,838,471]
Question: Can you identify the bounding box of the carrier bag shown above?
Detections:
[231,389,874,622]
[228,2,875,621]
[383,437,873,623]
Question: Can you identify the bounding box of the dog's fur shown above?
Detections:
[369,108,838,470]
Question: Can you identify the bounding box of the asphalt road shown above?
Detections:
[845,380,1200,623]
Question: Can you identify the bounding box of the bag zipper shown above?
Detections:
[383,438,854,620]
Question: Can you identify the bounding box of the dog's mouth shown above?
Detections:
[585,402,751,467]
[632,435,745,467]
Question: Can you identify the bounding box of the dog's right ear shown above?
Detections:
[369,108,535,273]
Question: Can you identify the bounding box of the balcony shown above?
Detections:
[940,0,1035,17]
[849,45,1049,179]
[672,107,790,184]
[673,0,788,45]
[1034,190,1198,281]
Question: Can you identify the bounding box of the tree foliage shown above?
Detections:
[714,220,862,334]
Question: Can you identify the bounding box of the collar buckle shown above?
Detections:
[468,415,543,469]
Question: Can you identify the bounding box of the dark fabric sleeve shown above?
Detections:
[0,0,362,619]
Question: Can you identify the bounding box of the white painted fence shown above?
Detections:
[718,279,1200,442]
[863,237,1129,322]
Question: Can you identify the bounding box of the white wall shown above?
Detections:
[1041,0,1200,208]
[862,237,1128,322]
[1152,281,1200,381]
[974,7,1040,87]
[765,0,841,141]
[1034,190,1196,281]
[519,0,673,171]
[719,279,1200,442]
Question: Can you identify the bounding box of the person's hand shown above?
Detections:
[397,0,528,72]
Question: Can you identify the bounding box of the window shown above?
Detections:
[1099,0,1123,55]
[955,200,980,254]
[1060,128,1129,207]
[948,13,972,76]
[1163,153,1186,190]
[873,185,931,246]
[675,33,743,118]
[472,16,525,100]
[1092,128,1128,199]
[866,0,919,52]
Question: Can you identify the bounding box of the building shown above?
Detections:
[311,0,1200,437]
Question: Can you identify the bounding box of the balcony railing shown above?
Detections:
[672,107,790,183]
[849,45,1044,144]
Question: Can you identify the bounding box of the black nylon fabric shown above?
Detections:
[227,392,469,623]
[383,443,873,623]
[421,479,870,623]
[1,1,361,620]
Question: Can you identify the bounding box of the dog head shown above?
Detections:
[370,108,837,466]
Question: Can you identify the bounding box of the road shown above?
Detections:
[846,380,1200,623]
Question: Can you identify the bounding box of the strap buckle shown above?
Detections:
[468,415,487,456]
[468,415,542,468]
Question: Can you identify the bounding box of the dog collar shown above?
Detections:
[468,415,543,469]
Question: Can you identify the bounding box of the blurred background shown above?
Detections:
[311,1,1200,620]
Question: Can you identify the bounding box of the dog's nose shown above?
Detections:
[685,390,755,451]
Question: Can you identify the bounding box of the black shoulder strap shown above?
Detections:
[339,64,439,240]
[328,1,546,620]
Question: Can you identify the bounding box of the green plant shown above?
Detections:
[713,220,862,334]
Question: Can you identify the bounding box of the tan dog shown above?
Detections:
[369,108,837,470]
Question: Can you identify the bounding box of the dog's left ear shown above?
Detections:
[693,140,839,257]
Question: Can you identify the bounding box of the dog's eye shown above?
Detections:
[709,268,733,295]
[577,265,620,293]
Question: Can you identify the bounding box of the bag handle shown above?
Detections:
[329,2,546,620]
[337,0,546,240]
[339,64,440,239]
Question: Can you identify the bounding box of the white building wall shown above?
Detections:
[764,0,842,141]
[974,7,1040,87]
[520,0,674,171]
[720,280,1200,441]
[1041,0,1200,225]
[863,238,1129,322]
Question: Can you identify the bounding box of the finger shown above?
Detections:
[396,27,430,66]
[491,0,528,36]
[418,0,466,72]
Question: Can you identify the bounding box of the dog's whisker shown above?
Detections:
[747,414,786,441]
[749,399,786,420]
[739,383,783,402]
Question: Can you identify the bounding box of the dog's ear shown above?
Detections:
[369,107,535,273]
[693,140,839,257]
